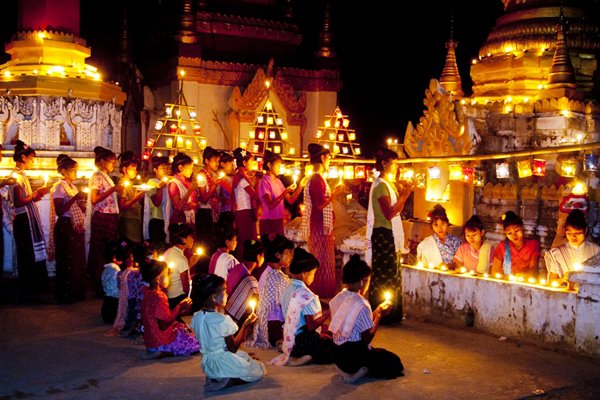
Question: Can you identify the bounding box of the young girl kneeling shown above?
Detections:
[330,255,404,382]
[191,274,266,392]
[270,247,335,366]
[140,259,200,358]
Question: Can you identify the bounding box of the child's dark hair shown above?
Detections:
[93,146,116,166]
[374,147,398,172]
[430,204,449,224]
[242,239,264,263]
[219,151,234,165]
[169,223,195,246]
[342,254,372,284]
[289,247,319,274]
[233,147,253,168]
[263,150,282,172]
[141,259,167,285]
[131,243,152,267]
[216,227,237,248]
[193,274,225,308]
[171,152,193,175]
[308,143,329,164]
[566,209,587,231]
[103,239,131,263]
[262,233,294,263]
[502,210,523,229]
[463,215,484,233]
[151,155,170,170]
[118,150,139,170]
[203,146,220,164]
[13,140,36,162]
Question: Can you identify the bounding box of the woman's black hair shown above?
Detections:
[430,204,450,224]
[233,147,253,168]
[13,140,36,162]
[118,150,140,170]
[261,233,294,263]
[216,226,237,248]
[289,247,319,274]
[168,223,195,246]
[193,274,226,308]
[308,143,330,164]
[56,154,77,173]
[103,239,131,263]
[263,150,282,171]
[502,210,523,229]
[463,215,484,233]
[141,258,167,285]
[565,209,587,231]
[374,147,398,172]
[203,146,220,164]
[242,239,265,262]
[93,146,116,166]
[171,152,193,175]
[219,151,234,165]
[342,254,372,284]
[151,155,170,170]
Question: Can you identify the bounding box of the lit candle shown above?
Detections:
[162,177,169,183]
[528,277,537,284]
[188,279,193,298]
[417,261,424,269]
[440,265,448,271]
[495,273,503,279]
[196,247,204,256]
[218,171,226,179]
[483,273,489,278]
[197,173,207,187]
[551,281,560,288]
[539,279,547,285]
[573,263,582,271]
[185,140,192,150]
[168,262,175,269]
[384,291,392,303]
[82,187,90,194]
[177,136,184,148]
[508,275,516,281]
[459,267,467,274]
[158,255,165,262]
[166,138,173,148]
[123,180,131,187]
[248,298,257,314]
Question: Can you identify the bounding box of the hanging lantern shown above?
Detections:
[169,124,177,133]
[155,121,163,130]
[344,165,355,180]
[257,115,264,124]
[532,159,546,176]
[348,132,356,141]
[324,120,331,128]
[165,107,172,117]
[267,117,274,125]
[240,141,247,149]
[473,170,486,186]
[328,166,339,179]
[496,162,510,179]
[584,154,598,172]
[200,139,207,150]
[281,131,288,141]
[517,160,532,178]
[249,130,256,139]
[449,164,463,181]
[316,130,322,138]
[428,166,441,180]
[354,165,366,179]
[273,145,281,154]
[269,131,276,139]
[561,159,577,177]
[288,147,296,155]
[258,131,265,140]
[194,124,201,134]
[253,144,259,153]
[342,146,349,155]
[329,133,336,141]
[142,151,150,160]
[266,101,273,111]
[333,145,340,154]
[462,167,474,183]
[338,133,345,141]
[146,138,155,147]
[343,119,350,128]
[355,147,361,155]
[276,118,283,126]
[334,121,340,128]
[190,111,197,119]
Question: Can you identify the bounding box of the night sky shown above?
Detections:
[0,0,504,156]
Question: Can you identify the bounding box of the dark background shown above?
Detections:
[0,0,504,156]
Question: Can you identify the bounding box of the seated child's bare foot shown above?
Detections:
[342,367,368,383]
[288,355,312,366]
[204,377,231,392]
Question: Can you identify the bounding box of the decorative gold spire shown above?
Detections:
[439,15,464,99]
[315,0,336,59]
[547,5,576,90]
[178,0,197,44]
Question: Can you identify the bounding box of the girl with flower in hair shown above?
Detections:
[117,151,145,243]
[233,147,260,258]
[416,204,461,269]
[492,210,540,278]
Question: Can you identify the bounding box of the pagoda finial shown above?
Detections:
[315,0,336,59]
[547,2,576,90]
[439,12,463,99]
[283,0,294,20]
[178,0,197,44]
[120,7,131,64]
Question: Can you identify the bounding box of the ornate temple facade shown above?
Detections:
[404,0,600,247]
[0,0,125,174]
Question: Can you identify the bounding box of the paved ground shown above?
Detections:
[1,298,600,400]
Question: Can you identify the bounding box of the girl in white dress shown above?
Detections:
[191,274,266,392]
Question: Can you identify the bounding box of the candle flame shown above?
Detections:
[196,247,204,256]
[123,180,131,187]
[158,255,165,262]
[384,291,392,302]
[168,262,175,269]
[248,298,257,313]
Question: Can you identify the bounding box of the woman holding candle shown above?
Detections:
[302,143,345,299]
[197,147,222,253]
[50,154,87,303]
[233,148,260,258]
[491,211,540,279]
[87,146,123,290]
[366,147,412,324]
[545,210,599,283]
[117,151,145,243]
[143,155,170,245]
[330,254,404,382]
[166,153,198,233]
[417,204,461,270]
[12,140,49,301]
[258,150,304,236]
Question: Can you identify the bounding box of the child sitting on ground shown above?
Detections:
[106,240,134,336]
[453,215,494,274]
[417,204,461,269]
[329,254,404,383]
[101,240,127,324]
[140,258,199,359]
[270,247,335,367]
[191,274,265,392]
[208,227,239,280]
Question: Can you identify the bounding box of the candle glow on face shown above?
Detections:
[248,298,257,313]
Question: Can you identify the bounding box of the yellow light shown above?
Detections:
[281,132,288,141]
[248,298,257,313]
[265,80,271,89]
[528,278,537,284]
[355,147,361,155]
[179,69,186,77]
[158,255,165,262]
[459,267,467,274]
[343,119,350,128]
[168,262,175,269]
[561,160,576,177]
[3,71,11,78]
[417,261,424,268]
[200,139,207,149]
[400,168,414,181]
[495,273,503,279]
[387,138,393,145]
[249,131,255,139]
[288,147,296,155]
[316,130,322,138]
[572,182,587,195]
[82,187,90,193]
[551,281,560,288]
[483,273,489,278]
[504,45,514,53]
[540,279,547,285]
[37,31,46,40]
[573,263,582,271]
[440,265,448,271]
[506,96,513,103]
[257,115,264,124]
[123,180,131,187]
[384,291,392,303]
[504,104,513,113]
[460,99,466,105]
[333,145,340,154]
[561,109,570,117]
[472,59,477,65]
[273,145,281,154]
[517,276,524,282]
[276,118,283,125]
[269,131,276,139]
[240,141,247,149]
[517,160,532,178]
[329,133,336,141]
[324,120,331,128]
[538,84,544,90]
[449,164,463,181]
[33,69,38,75]
[509,275,516,281]
[523,97,530,103]
[348,132,356,141]
[196,247,204,256]
[266,101,273,111]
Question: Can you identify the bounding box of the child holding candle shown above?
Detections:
[271,247,335,366]
[166,153,198,232]
[197,147,222,253]
[454,215,494,274]
[417,204,461,269]
[140,258,199,359]
[248,234,293,348]
[191,274,265,392]
[233,148,260,258]
[164,223,201,309]
[143,155,170,245]
[117,151,145,243]
[545,209,600,282]
[217,152,235,232]
[491,211,540,279]
[225,239,263,327]
[208,227,239,280]
[330,254,404,382]
[258,150,304,236]
[12,140,49,301]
